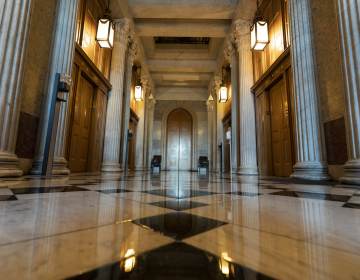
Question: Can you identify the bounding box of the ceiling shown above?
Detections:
[113,0,256,100]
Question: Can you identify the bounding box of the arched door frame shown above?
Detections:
[161,106,198,171]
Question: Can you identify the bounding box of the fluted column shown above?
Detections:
[135,78,148,170]
[289,0,329,180]
[120,41,138,169]
[206,95,215,172]
[224,41,239,173]
[336,0,360,185]
[146,97,156,169]
[234,20,258,175]
[0,0,33,177]
[31,0,79,175]
[101,19,131,172]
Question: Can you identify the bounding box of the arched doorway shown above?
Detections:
[166,108,192,170]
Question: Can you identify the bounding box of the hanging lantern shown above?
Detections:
[219,67,228,103]
[96,0,114,49]
[250,20,269,51]
[250,1,269,51]
[134,67,143,102]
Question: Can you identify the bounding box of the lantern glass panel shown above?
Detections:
[96,19,113,48]
[219,86,228,103]
[135,85,143,101]
[256,21,269,43]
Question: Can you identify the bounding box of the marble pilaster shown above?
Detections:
[135,78,148,170]
[101,19,131,173]
[120,41,138,170]
[289,0,329,180]
[31,0,79,175]
[336,0,360,185]
[0,0,33,177]
[234,21,258,176]
[206,95,215,172]
[224,41,239,173]
[146,97,156,169]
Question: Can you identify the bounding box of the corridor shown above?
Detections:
[0,171,359,279]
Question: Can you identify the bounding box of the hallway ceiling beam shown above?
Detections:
[134,19,231,38]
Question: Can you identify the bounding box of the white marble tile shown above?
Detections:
[0,191,171,245]
[185,224,360,280]
[0,222,173,280]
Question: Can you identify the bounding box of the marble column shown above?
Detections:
[224,41,239,173]
[336,0,360,185]
[135,78,148,170]
[101,19,131,172]
[0,0,33,177]
[146,97,156,169]
[120,41,138,170]
[206,96,214,172]
[289,0,329,180]
[234,21,258,176]
[31,0,79,175]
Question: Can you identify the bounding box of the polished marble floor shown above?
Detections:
[0,171,359,279]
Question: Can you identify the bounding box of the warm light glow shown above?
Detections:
[219,252,232,276]
[135,85,143,101]
[96,18,114,49]
[219,86,228,103]
[122,249,136,273]
[251,20,269,51]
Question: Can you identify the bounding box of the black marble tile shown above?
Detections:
[11,186,90,195]
[227,191,261,197]
[150,200,208,211]
[67,242,274,280]
[143,189,214,199]
[270,190,351,202]
[0,195,17,201]
[97,189,132,194]
[133,212,227,240]
[343,203,360,209]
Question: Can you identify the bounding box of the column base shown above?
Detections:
[0,152,23,177]
[30,156,70,175]
[52,157,70,175]
[291,162,330,181]
[237,166,259,176]
[101,162,122,173]
[340,160,360,186]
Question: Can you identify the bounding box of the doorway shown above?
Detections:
[166,108,192,171]
[68,74,94,173]
[269,78,293,176]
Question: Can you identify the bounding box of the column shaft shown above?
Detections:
[337,0,360,185]
[31,0,79,175]
[289,0,329,180]
[0,0,33,177]
[120,42,137,170]
[102,19,130,172]
[234,21,258,175]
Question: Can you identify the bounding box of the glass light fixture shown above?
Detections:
[250,1,269,51]
[96,0,114,49]
[121,249,136,273]
[134,66,143,102]
[219,67,228,103]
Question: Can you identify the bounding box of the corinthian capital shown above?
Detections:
[233,19,252,51]
[113,18,131,43]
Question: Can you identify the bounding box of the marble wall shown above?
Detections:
[310,0,347,178]
[152,100,208,170]
[17,0,57,173]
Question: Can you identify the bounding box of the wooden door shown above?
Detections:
[128,120,137,170]
[269,79,293,177]
[68,75,94,172]
[166,109,192,171]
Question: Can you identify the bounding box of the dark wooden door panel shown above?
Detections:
[166,109,192,171]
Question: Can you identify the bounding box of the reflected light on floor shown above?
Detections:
[122,248,136,273]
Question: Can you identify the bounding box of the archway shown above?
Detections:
[166,108,193,170]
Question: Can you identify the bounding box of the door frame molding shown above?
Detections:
[161,106,198,171]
